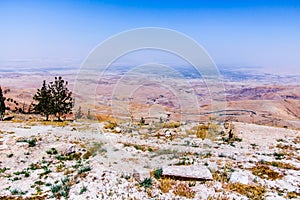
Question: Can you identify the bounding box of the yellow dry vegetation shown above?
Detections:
[39,121,70,127]
[227,183,266,200]
[96,114,117,122]
[173,182,196,198]
[261,161,299,170]
[163,121,180,128]
[186,122,220,140]
[250,165,283,180]
[159,178,176,193]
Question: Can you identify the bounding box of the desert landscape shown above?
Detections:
[0,67,300,199]
[1,1,300,199]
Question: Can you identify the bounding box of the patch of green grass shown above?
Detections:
[28,139,37,147]
[55,152,82,161]
[16,138,36,147]
[234,137,243,142]
[78,166,91,174]
[273,152,285,160]
[45,183,52,187]
[49,176,71,198]
[134,145,144,151]
[7,153,13,158]
[0,167,10,173]
[153,168,163,179]
[56,163,65,172]
[10,188,27,195]
[12,177,21,181]
[46,148,58,155]
[139,178,153,188]
[79,186,87,194]
[29,162,42,170]
[51,184,62,194]
[35,186,43,194]
[34,180,45,185]
[39,167,52,178]
[13,170,30,177]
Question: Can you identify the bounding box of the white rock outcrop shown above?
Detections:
[162,165,213,180]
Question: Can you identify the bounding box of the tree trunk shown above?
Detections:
[57,113,61,121]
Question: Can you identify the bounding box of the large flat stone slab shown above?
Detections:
[162,165,213,180]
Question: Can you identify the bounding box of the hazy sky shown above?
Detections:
[1,0,300,74]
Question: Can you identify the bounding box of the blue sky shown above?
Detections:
[0,0,300,74]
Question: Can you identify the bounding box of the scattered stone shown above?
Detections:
[115,127,122,133]
[162,165,213,180]
[207,162,218,173]
[65,144,76,155]
[132,169,150,183]
[165,130,171,137]
[229,171,249,184]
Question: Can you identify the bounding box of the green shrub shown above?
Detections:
[51,184,62,194]
[16,138,36,147]
[7,153,13,158]
[154,168,163,179]
[79,186,87,194]
[140,178,153,188]
[46,148,58,155]
[78,166,91,174]
[0,167,10,173]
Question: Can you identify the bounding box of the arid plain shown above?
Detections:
[0,68,299,199]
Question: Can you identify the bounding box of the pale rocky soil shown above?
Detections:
[0,120,299,199]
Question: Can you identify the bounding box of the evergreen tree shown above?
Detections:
[0,86,6,120]
[33,80,52,120]
[49,77,73,121]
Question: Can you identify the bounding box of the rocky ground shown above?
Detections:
[0,120,299,199]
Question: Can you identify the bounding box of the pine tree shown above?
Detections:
[49,77,73,121]
[0,86,6,120]
[33,77,73,121]
[33,80,52,120]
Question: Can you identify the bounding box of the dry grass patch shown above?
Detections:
[39,121,70,127]
[227,183,266,200]
[173,182,196,198]
[250,165,283,180]
[159,178,176,193]
[163,121,180,129]
[186,123,220,140]
[259,160,299,170]
[212,170,229,183]
[82,142,107,159]
[286,191,300,199]
[276,143,298,151]
[96,114,117,122]
[103,121,117,130]
[122,142,158,152]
